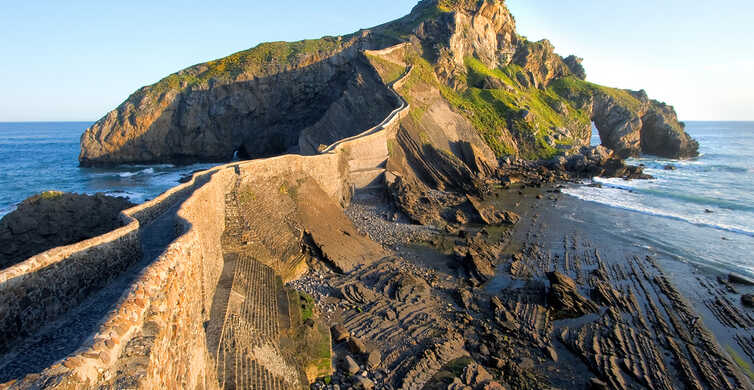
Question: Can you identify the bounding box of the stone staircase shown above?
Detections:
[215,176,303,389]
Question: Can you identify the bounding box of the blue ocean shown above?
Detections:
[0,122,217,217]
[565,121,754,277]
[1,121,752,277]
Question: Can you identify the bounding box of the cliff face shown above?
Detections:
[80,0,698,167]
[80,39,399,166]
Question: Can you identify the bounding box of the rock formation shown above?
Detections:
[80,0,698,168]
[0,192,132,269]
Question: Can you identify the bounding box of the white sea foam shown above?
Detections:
[563,184,754,238]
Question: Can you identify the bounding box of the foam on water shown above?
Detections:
[564,121,754,276]
[0,122,222,218]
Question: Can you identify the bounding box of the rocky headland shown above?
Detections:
[5,1,749,390]
[0,192,132,270]
[79,0,697,168]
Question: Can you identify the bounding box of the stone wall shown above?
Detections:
[0,44,411,389]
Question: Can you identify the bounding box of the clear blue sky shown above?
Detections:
[0,0,751,121]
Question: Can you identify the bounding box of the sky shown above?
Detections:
[0,0,751,121]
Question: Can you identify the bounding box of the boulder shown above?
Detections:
[742,294,754,308]
[343,355,360,375]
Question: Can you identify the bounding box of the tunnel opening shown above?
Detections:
[590,121,602,147]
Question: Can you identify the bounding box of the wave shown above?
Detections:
[118,168,155,178]
[592,178,754,212]
[563,186,754,238]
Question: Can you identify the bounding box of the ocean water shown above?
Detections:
[2,121,753,277]
[565,121,754,277]
[0,122,219,217]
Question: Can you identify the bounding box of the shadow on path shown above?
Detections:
[0,174,212,383]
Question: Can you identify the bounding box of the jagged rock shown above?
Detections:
[589,377,609,390]
[458,288,474,309]
[563,55,586,80]
[509,259,531,279]
[340,282,379,305]
[366,350,381,369]
[546,272,599,319]
[0,192,133,270]
[467,196,519,225]
[455,210,469,225]
[456,247,496,284]
[331,324,350,343]
[461,362,493,387]
[391,273,430,302]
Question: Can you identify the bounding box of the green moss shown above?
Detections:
[39,191,64,200]
[726,346,754,381]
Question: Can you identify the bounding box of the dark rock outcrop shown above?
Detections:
[0,192,133,269]
[546,271,599,319]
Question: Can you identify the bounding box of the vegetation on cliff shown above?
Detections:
[82,0,697,168]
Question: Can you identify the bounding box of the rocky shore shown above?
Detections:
[290,163,754,389]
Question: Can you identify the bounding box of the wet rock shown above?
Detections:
[742,294,754,308]
[729,272,754,286]
[664,164,676,170]
[455,210,469,225]
[589,377,609,390]
[467,196,519,225]
[509,259,532,279]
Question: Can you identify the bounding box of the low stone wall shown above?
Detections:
[0,164,223,361]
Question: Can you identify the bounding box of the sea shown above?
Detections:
[0,122,218,217]
[0,121,752,277]
[564,121,754,278]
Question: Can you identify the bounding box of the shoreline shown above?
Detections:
[294,184,754,389]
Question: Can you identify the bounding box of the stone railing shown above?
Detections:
[0,43,412,389]
[0,163,221,358]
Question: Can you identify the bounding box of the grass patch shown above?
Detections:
[365,53,406,84]
[550,76,642,112]
[298,291,315,322]
[146,36,351,96]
